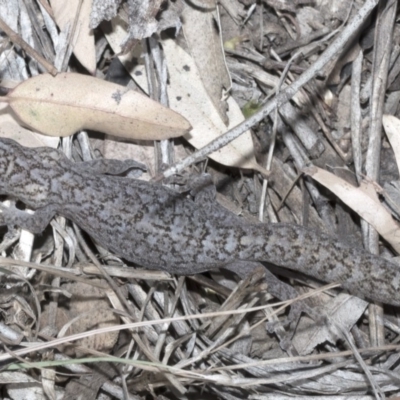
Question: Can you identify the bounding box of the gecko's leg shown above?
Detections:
[188,173,217,203]
[76,159,146,176]
[163,173,216,199]
[226,258,326,322]
[225,260,325,353]
[0,204,57,234]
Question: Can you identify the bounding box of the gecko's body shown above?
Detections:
[0,138,399,305]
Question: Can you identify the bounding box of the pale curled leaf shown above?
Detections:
[182,4,231,124]
[161,38,269,175]
[7,73,191,140]
[304,166,400,253]
[50,0,96,73]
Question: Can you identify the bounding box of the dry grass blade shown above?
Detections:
[5,73,191,140]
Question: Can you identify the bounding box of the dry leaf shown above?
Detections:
[55,280,119,356]
[0,104,59,148]
[292,294,367,355]
[101,15,146,89]
[161,38,269,175]
[182,3,231,124]
[383,114,400,171]
[304,166,400,253]
[6,73,191,140]
[104,20,266,174]
[50,0,96,74]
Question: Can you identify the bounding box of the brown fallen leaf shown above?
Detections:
[5,73,191,140]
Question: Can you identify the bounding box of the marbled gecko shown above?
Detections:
[0,138,399,306]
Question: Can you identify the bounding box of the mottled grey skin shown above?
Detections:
[0,138,399,306]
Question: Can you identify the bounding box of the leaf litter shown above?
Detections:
[1,0,400,399]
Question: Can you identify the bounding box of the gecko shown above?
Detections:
[0,137,399,306]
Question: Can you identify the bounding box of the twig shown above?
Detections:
[350,49,363,183]
[365,0,397,250]
[0,17,58,76]
[364,0,397,356]
[157,0,379,181]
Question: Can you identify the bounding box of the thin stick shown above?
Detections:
[157,0,379,180]
[0,17,58,76]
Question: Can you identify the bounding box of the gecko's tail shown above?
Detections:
[237,223,400,306]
